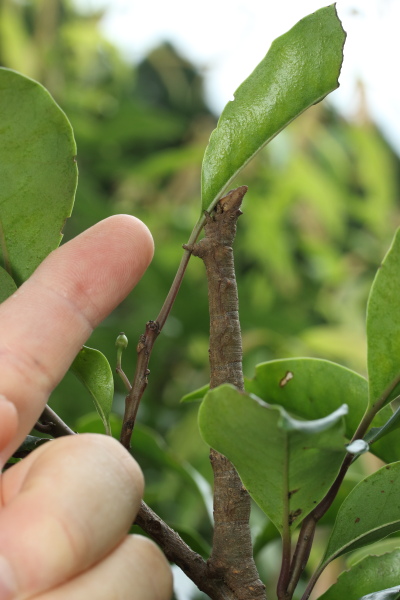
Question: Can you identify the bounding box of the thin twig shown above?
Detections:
[116,366,132,392]
[35,404,75,437]
[136,502,236,600]
[120,214,207,449]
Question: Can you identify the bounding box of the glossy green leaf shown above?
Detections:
[70,346,114,435]
[201,4,346,212]
[198,384,347,533]
[246,358,365,439]
[0,68,77,285]
[319,549,400,600]
[367,228,400,411]
[319,462,400,574]
[0,266,17,303]
[245,358,400,464]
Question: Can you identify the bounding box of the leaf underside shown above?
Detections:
[70,346,114,435]
[199,384,347,534]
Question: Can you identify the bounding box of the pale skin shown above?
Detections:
[0,215,173,599]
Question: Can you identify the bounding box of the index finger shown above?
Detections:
[0,215,153,461]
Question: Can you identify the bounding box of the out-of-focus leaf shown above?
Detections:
[253,519,280,556]
[0,266,17,302]
[199,384,347,533]
[201,5,346,212]
[70,346,114,436]
[367,228,400,411]
[180,383,209,403]
[131,424,213,524]
[15,435,51,454]
[347,538,400,568]
[319,549,400,600]
[167,524,211,559]
[0,68,77,285]
[245,358,400,464]
[365,405,400,446]
[75,412,122,437]
[318,462,400,575]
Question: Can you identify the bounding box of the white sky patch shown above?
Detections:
[74,0,400,154]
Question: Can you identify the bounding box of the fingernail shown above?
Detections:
[0,555,17,599]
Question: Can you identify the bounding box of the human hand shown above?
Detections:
[0,216,173,599]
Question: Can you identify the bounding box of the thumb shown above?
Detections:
[0,396,18,469]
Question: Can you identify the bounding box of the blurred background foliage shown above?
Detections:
[2,0,400,597]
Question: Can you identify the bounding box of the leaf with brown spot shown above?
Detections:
[199,384,347,534]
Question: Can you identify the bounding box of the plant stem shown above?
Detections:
[191,186,266,600]
[35,404,75,437]
[120,213,207,449]
[276,438,291,599]
[136,502,237,600]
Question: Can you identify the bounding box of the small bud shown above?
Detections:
[115,332,128,350]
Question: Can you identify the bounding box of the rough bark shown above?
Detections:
[190,186,266,600]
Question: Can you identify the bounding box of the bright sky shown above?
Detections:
[75,0,400,155]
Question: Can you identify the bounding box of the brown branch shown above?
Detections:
[120,213,207,449]
[136,502,237,600]
[35,404,75,437]
[191,186,266,600]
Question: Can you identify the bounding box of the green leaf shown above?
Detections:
[16,435,51,454]
[0,68,77,285]
[365,404,400,446]
[319,462,400,574]
[319,549,400,600]
[198,384,347,534]
[347,538,400,567]
[201,4,346,212]
[181,383,209,403]
[166,524,211,559]
[245,358,400,464]
[367,228,400,411]
[70,346,114,435]
[0,266,17,303]
[75,412,123,437]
